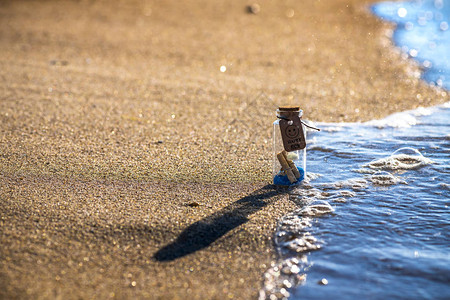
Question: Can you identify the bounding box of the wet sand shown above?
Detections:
[0,0,448,299]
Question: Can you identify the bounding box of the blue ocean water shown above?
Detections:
[260,104,450,299]
[259,2,450,298]
[372,0,450,89]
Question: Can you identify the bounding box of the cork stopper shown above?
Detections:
[278,106,300,111]
[277,106,303,118]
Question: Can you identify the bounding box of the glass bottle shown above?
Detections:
[273,106,306,185]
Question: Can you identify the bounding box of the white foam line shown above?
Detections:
[304,102,450,130]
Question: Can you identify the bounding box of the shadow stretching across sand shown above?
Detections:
[153,184,288,262]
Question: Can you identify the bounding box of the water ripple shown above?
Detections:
[261,104,449,299]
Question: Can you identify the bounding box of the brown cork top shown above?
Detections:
[278,105,300,111]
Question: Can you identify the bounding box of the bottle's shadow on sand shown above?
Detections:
[153,184,289,262]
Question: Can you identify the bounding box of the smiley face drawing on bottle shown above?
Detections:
[285,125,300,138]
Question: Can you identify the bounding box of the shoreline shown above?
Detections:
[0,0,448,299]
[371,0,450,90]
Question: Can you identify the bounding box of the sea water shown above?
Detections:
[261,103,450,300]
[259,2,450,298]
[371,0,450,89]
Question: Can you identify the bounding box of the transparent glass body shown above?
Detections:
[273,110,306,185]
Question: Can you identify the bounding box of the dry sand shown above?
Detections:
[0,0,448,299]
